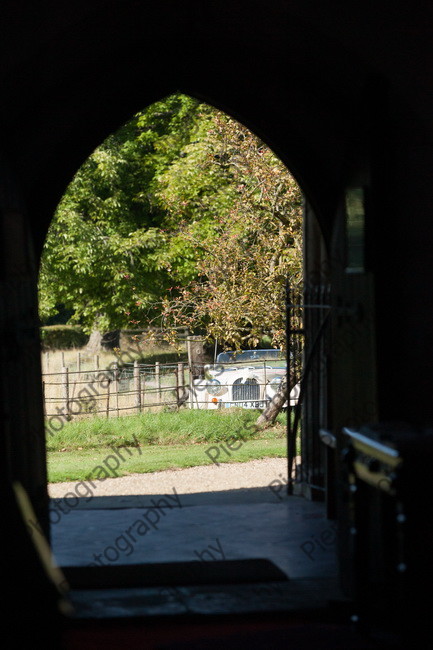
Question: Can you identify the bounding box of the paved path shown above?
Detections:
[49,456,337,584]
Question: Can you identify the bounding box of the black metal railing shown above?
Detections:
[287,283,331,498]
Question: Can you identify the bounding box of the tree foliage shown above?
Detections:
[144,111,303,351]
[38,94,208,333]
[39,94,303,356]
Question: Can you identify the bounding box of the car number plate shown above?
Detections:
[224,401,266,409]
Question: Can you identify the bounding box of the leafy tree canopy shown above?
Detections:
[142,111,303,351]
[39,93,303,352]
[39,94,226,332]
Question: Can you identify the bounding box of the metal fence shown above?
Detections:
[42,356,292,419]
[42,361,189,420]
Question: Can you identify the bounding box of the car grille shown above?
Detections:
[232,378,260,402]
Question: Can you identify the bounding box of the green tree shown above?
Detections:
[148,111,303,351]
[40,93,303,381]
[39,94,213,348]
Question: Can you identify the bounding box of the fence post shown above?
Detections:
[94,354,100,370]
[187,335,206,379]
[155,362,161,403]
[178,362,185,407]
[142,370,146,408]
[189,365,195,409]
[89,373,99,415]
[106,379,110,418]
[113,362,119,417]
[61,351,65,371]
[175,364,180,409]
[77,351,81,373]
[42,380,46,419]
[134,360,141,413]
[62,366,70,421]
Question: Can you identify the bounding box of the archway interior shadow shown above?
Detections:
[40,93,331,619]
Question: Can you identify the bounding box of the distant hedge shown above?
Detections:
[40,325,89,350]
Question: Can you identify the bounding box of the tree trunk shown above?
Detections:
[256,373,289,429]
[86,330,103,353]
[86,329,121,353]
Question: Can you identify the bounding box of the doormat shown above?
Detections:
[63,558,289,589]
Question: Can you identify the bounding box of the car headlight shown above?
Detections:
[206,378,228,396]
[268,377,282,393]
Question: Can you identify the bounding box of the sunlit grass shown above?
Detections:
[45,408,287,451]
[47,438,287,482]
[46,408,289,482]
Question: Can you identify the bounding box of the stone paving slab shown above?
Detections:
[51,494,338,580]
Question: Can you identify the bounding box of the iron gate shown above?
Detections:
[287,283,331,499]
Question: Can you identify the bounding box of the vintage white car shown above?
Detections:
[189,349,300,410]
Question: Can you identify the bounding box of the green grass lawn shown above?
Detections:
[46,408,287,450]
[46,409,289,482]
[47,438,287,482]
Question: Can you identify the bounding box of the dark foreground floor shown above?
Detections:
[50,489,406,648]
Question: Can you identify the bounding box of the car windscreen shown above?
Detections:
[216,349,285,363]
